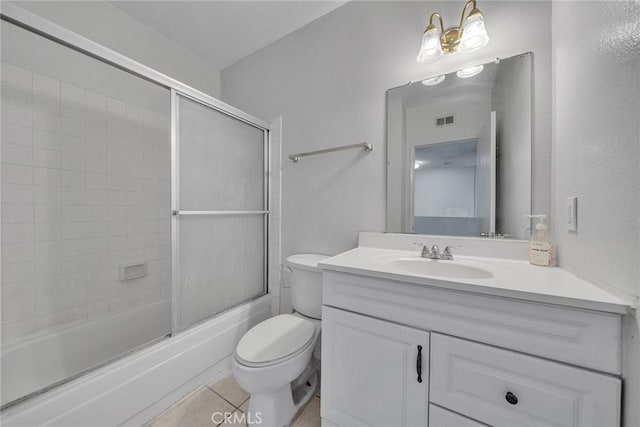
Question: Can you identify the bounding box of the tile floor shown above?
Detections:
[146,373,320,427]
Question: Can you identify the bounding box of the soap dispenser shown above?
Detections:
[526,215,554,267]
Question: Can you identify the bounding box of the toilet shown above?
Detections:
[232,254,328,427]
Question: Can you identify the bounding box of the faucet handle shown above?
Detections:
[413,242,430,257]
[441,245,461,260]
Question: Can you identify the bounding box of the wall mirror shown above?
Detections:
[386,52,532,239]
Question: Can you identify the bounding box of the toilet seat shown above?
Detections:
[235,314,316,368]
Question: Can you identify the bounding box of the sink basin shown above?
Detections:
[386,258,494,280]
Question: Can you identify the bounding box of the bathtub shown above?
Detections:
[2,295,272,426]
[2,299,172,407]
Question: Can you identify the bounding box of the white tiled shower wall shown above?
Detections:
[1,62,171,345]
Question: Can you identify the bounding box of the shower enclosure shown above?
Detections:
[1,9,269,407]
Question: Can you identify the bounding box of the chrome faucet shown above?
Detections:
[414,243,458,260]
[414,243,431,258]
[441,246,456,260]
[427,245,441,259]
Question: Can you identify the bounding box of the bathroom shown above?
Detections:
[0,0,638,426]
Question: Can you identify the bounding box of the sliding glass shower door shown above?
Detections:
[1,12,269,407]
[173,94,268,331]
[1,20,171,406]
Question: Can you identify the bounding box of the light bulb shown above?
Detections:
[459,12,489,53]
[417,26,443,64]
[456,64,484,78]
[421,75,445,86]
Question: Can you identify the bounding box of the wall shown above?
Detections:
[4,1,220,97]
[476,119,492,233]
[405,94,492,147]
[221,1,552,268]
[492,54,532,238]
[552,2,640,427]
[415,167,476,217]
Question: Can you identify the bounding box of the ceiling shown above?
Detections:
[109,1,346,70]
[415,139,478,169]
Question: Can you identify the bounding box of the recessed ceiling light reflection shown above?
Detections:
[414,160,431,169]
[456,64,484,78]
[421,75,445,86]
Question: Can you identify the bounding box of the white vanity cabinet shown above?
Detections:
[321,306,429,427]
[430,334,621,427]
[320,271,623,427]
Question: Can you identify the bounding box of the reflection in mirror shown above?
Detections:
[386,52,532,239]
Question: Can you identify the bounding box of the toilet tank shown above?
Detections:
[286,254,329,320]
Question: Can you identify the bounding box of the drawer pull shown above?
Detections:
[416,345,423,383]
[505,391,518,405]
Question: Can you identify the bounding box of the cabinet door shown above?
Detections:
[321,306,429,427]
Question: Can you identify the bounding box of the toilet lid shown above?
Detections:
[235,314,316,367]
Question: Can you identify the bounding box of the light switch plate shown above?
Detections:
[567,197,578,232]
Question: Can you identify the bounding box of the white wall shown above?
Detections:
[414,167,476,217]
[221,1,552,266]
[476,119,492,233]
[5,1,221,97]
[552,2,640,427]
[492,54,532,239]
[405,94,491,146]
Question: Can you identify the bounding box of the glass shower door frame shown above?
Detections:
[2,0,273,345]
[0,5,272,405]
[170,89,270,333]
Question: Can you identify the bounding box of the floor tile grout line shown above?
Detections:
[206,384,243,411]
[237,396,250,411]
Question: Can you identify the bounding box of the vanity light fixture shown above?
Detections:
[421,74,446,86]
[417,0,490,64]
[456,64,484,78]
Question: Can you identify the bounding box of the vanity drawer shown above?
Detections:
[430,334,621,427]
[323,271,622,373]
[429,405,489,427]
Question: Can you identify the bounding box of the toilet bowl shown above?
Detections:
[232,254,328,427]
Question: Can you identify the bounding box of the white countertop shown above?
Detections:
[319,246,634,315]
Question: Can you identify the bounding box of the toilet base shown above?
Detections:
[246,363,318,427]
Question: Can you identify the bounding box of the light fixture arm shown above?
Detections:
[427,12,445,33]
[458,0,477,29]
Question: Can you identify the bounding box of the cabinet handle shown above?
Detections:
[505,391,518,405]
[416,345,423,383]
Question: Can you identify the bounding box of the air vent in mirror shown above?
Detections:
[435,114,455,127]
